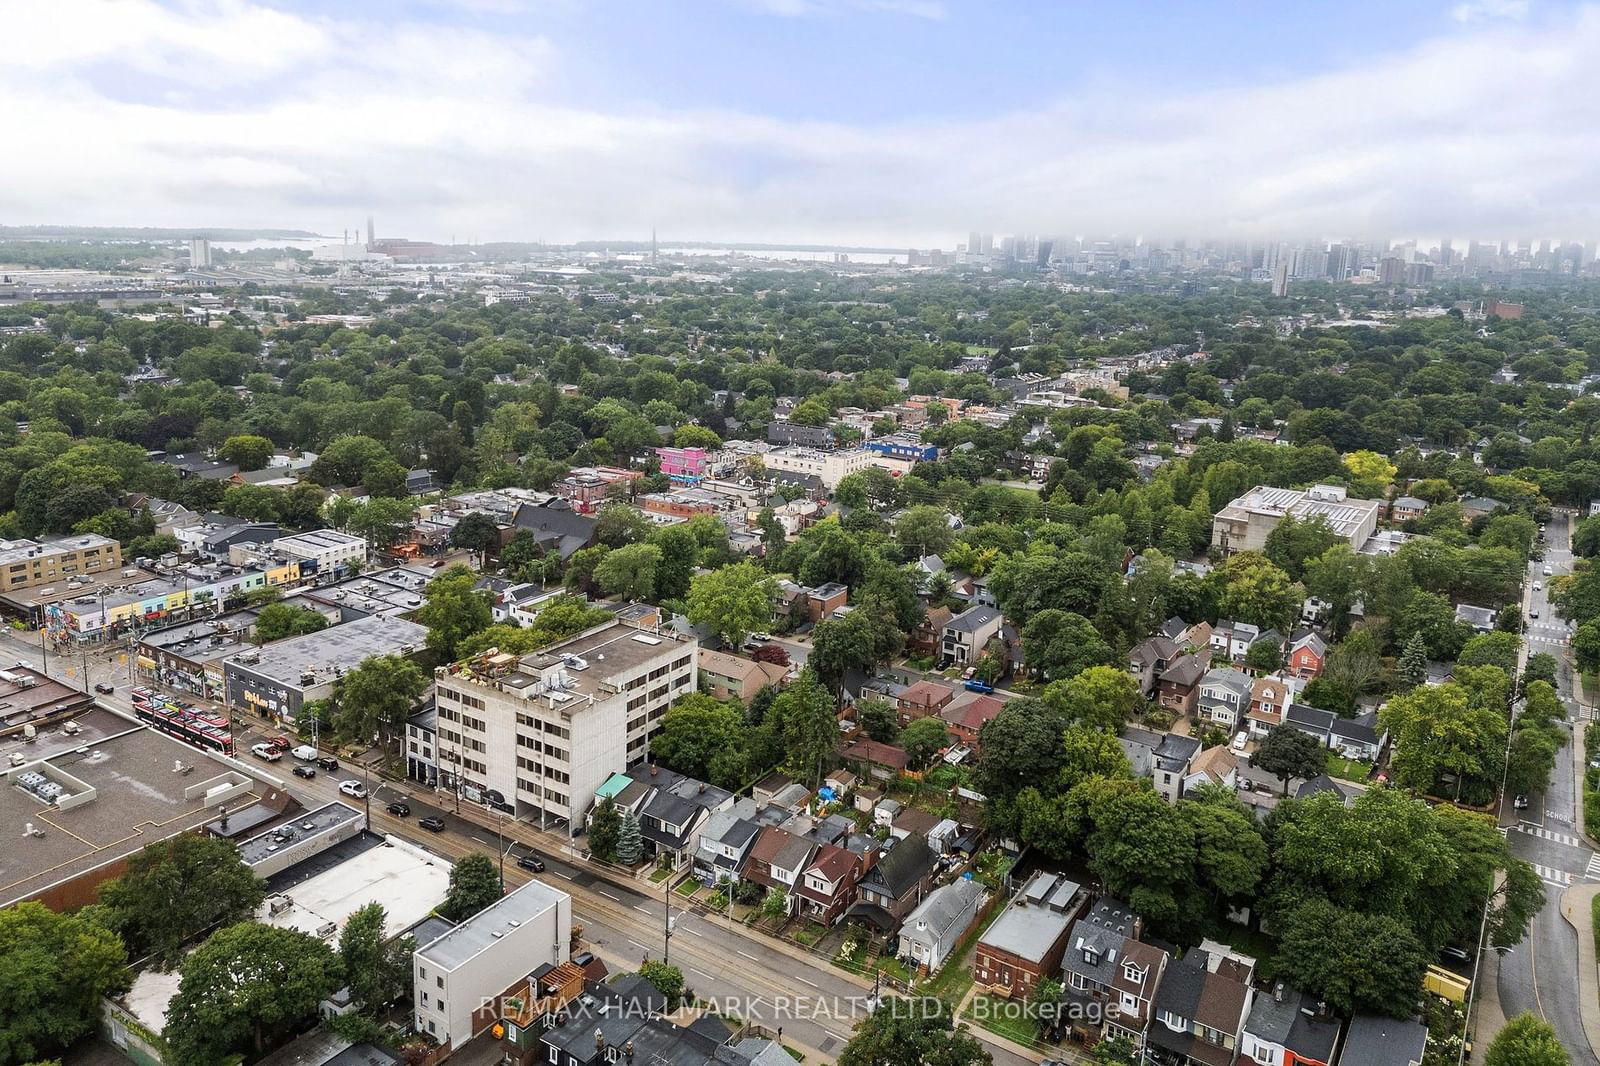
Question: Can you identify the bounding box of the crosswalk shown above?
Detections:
[1513,823,1586,848]
[1588,853,1600,880]
[1532,863,1576,888]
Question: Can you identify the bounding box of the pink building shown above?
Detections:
[656,446,708,480]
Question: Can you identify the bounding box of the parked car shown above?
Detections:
[517,853,546,872]
[386,801,412,817]
[93,683,115,694]
[1544,565,1554,576]
[316,756,340,771]
[338,780,367,799]
[251,743,282,762]
[419,816,446,832]
[291,765,316,779]
[963,678,995,694]
[1514,793,1530,810]
[265,736,293,753]
[1441,945,1472,963]
[291,745,319,761]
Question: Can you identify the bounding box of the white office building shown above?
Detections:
[433,620,698,830]
[413,877,572,1050]
[762,446,874,489]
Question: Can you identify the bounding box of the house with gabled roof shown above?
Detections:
[1149,944,1256,1066]
[897,678,956,723]
[1131,635,1183,697]
[1211,620,1261,662]
[691,800,763,888]
[743,826,815,912]
[1240,982,1341,1066]
[1158,652,1208,716]
[899,877,986,974]
[847,833,937,932]
[1198,667,1252,730]
[794,843,863,926]
[1288,631,1327,679]
[940,693,1005,748]
[1121,726,1203,802]
[1337,1014,1427,1066]
[1060,897,1170,1053]
[941,604,1004,666]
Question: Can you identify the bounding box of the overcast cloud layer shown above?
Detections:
[5,0,1600,245]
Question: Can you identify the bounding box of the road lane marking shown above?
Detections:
[627,939,648,952]
[598,889,622,901]
[1587,854,1600,880]
[635,905,652,914]
[687,927,704,936]
[1531,863,1575,887]
[738,950,759,961]
[796,976,819,988]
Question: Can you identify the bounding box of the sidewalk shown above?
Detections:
[1565,716,1600,1064]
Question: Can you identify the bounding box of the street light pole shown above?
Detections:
[664,873,673,964]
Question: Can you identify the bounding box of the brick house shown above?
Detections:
[794,843,863,926]
[939,694,1004,749]
[1157,652,1208,716]
[973,873,1085,997]
[896,679,956,723]
[909,606,953,658]
[1287,632,1327,679]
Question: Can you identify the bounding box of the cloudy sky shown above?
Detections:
[5,0,1600,246]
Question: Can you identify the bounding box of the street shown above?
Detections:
[1495,509,1600,1064]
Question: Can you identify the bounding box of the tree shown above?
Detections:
[1264,515,1343,582]
[651,694,750,788]
[590,796,621,863]
[1217,551,1301,632]
[1090,1036,1140,1065]
[339,903,413,1015]
[895,505,955,559]
[617,810,643,866]
[594,503,654,548]
[836,999,992,1066]
[1524,652,1559,689]
[98,834,265,968]
[443,854,502,920]
[810,611,893,696]
[0,903,130,1064]
[1244,637,1284,673]
[761,888,789,921]
[448,511,501,561]
[649,524,697,602]
[1397,633,1429,688]
[766,670,838,787]
[1343,449,1397,488]
[594,542,662,602]
[1486,1013,1570,1066]
[686,561,776,648]
[219,434,273,471]
[417,564,492,659]
[1574,618,1600,674]
[330,654,427,745]
[1041,665,1141,733]
[637,961,686,1010]
[901,718,950,768]
[1380,681,1507,798]
[857,698,899,742]
[1022,609,1113,681]
[1250,726,1326,796]
[220,483,283,522]
[344,496,417,548]
[1274,900,1428,1018]
[254,602,330,643]
[1505,726,1559,799]
[1459,631,1522,675]
[752,642,790,666]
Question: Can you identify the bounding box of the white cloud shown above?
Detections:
[1452,0,1530,22]
[3,1,1599,245]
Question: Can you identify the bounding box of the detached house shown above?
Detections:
[940,694,1004,749]
[744,826,816,910]
[1240,983,1341,1066]
[941,605,1004,667]
[1246,675,1293,738]
[692,801,763,887]
[1390,495,1428,522]
[974,873,1086,997]
[1149,944,1256,1066]
[1211,620,1261,662]
[698,649,790,705]
[1287,632,1327,679]
[897,679,957,723]
[1121,726,1203,802]
[848,833,938,932]
[1158,653,1209,716]
[1131,635,1183,697]
[1060,898,1170,1054]
[909,605,953,658]
[794,843,863,926]
[900,877,986,975]
[1198,667,1252,730]
[1338,1015,1428,1066]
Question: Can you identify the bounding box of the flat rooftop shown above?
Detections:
[240,801,365,866]
[226,615,428,686]
[0,533,118,565]
[136,616,254,662]
[416,875,569,971]
[259,831,450,940]
[0,723,287,907]
[298,567,435,618]
[273,529,366,551]
[0,667,96,734]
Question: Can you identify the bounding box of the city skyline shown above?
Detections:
[8,0,1600,245]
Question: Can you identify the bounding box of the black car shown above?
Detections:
[93,683,115,695]
[517,853,545,872]
[316,756,340,771]
[291,765,316,779]
[418,816,446,832]
[386,801,412,817]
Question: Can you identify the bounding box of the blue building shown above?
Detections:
[865,436,939,463]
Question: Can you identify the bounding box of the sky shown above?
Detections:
[5,0,1600,247]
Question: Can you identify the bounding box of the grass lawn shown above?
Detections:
[965,994,1044,1048]
[1325,753,1372,783]
[1212,923,1280,983]
[675,879,702,897]
[792,922,827,947]
[648,866,672,883]
[924,906,1004,1005]
[965,345,998,355]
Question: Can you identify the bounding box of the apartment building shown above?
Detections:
[432,621,698,830]
[1210,484,1381,555]
[0,534,121,593]
[762,446,873,489]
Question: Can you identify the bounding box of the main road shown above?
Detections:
[1495,508,1599,1064]
[0,625,1037,1066]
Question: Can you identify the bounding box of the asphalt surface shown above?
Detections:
[1494,509,1599,1065]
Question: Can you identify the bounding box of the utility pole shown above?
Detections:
[664,873,674,964]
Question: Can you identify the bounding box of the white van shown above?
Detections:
[291,745,319,762]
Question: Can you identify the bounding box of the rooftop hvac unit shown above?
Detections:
[62,721,80,735]
[267,895,293,916]
[315,921,337,939]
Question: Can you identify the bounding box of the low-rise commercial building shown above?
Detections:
[0,534,122,593]
[762,446,873,489]
[1211,484,1381,556]
[223,615,428,723]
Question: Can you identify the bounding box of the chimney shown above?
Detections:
[1132,916,1143,943]
[623,1041,634,1061]
[1273,980,1284,1003]
[594,1028,605,1053]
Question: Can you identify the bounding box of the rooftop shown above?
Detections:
[980,873,1081,962]
[0,533,118,566]
[226,615,428,687]
[1,719,286,907]
[440,620,693,711]
[258,831,450,939]
[416,875,569,971]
